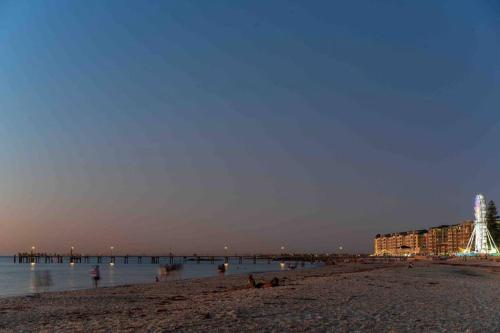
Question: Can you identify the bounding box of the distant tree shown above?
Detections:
[485,200,499,246]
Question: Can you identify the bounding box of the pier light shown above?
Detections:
[110,246,115,265]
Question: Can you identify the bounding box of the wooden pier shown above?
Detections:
[13,252,363,265]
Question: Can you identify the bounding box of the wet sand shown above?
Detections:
[0,260,499,332]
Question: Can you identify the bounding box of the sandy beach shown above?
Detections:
[0,259,499,332]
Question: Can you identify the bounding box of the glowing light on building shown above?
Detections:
[465,194,499,255]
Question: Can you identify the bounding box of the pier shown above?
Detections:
[12,252,378,265]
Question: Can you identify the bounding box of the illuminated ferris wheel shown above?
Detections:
[465,194,499,254]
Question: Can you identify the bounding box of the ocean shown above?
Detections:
[0,256,319,297]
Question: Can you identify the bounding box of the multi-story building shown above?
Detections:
[374,234,385,255]
[404,230,427,254]
[447,220,474,253]
[426,225,450,255]
[374,220,473,256]
[374,230,427,256]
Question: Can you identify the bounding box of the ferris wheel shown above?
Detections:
[465,194,499,254]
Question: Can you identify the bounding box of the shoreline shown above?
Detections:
[0,261,378,301]
[0,260,499,332]
[0,258,321,299]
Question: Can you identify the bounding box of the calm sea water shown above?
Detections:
[0,256,319,298]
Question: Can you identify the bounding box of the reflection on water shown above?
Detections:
[108,263,115,286]
[68,263,77,290]
[0,257,320,297]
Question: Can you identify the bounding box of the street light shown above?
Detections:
[110,246,115,266]
[279,246,286,268]
[30,246,36,265]
[70,246,74,257]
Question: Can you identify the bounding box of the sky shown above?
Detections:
[1,0,500,255]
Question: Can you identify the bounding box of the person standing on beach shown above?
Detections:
[90,265,101,288]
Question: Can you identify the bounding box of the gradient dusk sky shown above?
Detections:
[1,1,500,254]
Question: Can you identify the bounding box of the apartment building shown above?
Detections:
[374,230,427,256]
[374,220,473,256]
[447,221,474,253]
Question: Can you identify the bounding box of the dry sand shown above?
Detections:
[0,259,499,332]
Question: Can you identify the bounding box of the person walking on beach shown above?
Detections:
[90,265,101,288]
[33,270,53,293]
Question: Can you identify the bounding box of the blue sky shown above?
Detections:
[1,1,500,254]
